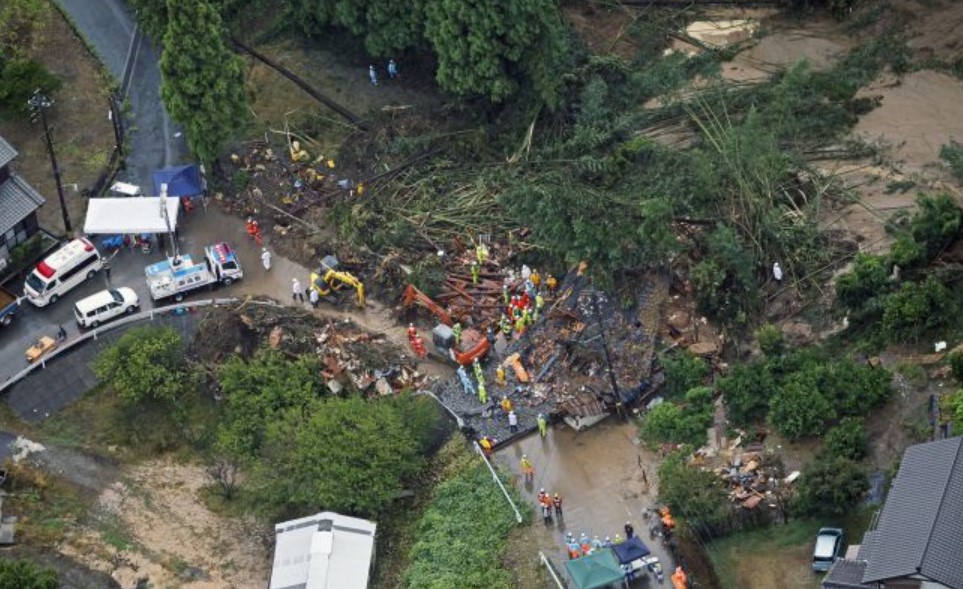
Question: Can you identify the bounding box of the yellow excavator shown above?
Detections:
[310,255,365,308]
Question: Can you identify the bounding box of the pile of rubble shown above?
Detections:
[312,321,427,395]
[189,301,427,396]
[691,435,800,511]
[433,264,669,444]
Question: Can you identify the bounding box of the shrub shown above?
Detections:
[940,141,963,183]
[824,417,868,461]
[718,362,778,426]
[907,193,962,264]
[661,352,709,398]
[792,455,868,516]
[658,452,730,534]
[881,276,956,342]
[405,461,523,589]
[769,375,834,439]
[949,352,963,383]
[92,326,188,405]
[756,324,784,357]
[835,253,892,321]
[0,557,58,589]
[640,397,711,447]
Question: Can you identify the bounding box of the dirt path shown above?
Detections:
[62,459,271,589]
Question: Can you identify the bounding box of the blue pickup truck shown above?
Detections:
[0,286,20,326]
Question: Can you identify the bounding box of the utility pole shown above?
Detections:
[591,291,627,421]
[27,90,72,235]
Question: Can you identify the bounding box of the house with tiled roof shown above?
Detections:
[822,435,963,589]
[0,135,45,266]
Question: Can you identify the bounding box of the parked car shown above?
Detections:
[813,527,845,572]
[26,336,58,363]
[74,287,140,328]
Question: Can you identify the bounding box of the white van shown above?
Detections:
[24,238,104,307]
[74,287,139,328]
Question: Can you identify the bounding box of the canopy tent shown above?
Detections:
[152,164,203,197]
[565,549,625,589]
[612,537,651,565]
[83,197,180,234]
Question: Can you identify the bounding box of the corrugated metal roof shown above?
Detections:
[269,511,376,589]
[0,135,17,169]
[0,174,45,234]
[862,436,963,587]
[822,559,870,589]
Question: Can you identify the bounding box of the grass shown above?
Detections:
[0,3,115,233]
[3,463,90,546]
[36,383,220,461]
[708,508,876,589]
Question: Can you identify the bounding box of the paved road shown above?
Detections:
[55,0,188,189]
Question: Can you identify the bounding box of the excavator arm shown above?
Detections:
[325,270,366,307]
[403,284,453,326]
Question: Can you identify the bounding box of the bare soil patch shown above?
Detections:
[0,4,115,235]
[62,459,272,589]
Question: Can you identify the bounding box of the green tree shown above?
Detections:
[792,455,868,516]
[0,58,60,119]
[881,276,956,342]
[216,349,322,457]
[768,376,834,439]
[824,417,868,461]
[658,452,730,533]
[423,0,564,105]
[0,558,57,589]
[718,362,778,426]
[160,0,248,166]
[835,253,892,321]
[288,0,424,56]
[92,326,187,404]
[258,394,431,517]
[640,396,711,447]
[756,324,784,357]
[661,352,709,398]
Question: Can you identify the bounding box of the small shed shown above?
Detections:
[565,549,625,589]
[269,511,377,589]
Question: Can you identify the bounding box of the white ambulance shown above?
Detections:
[24,238,104,307]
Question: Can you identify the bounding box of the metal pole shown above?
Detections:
[474,442,523,523]
[29,91,71,234]
[539,551,567,589]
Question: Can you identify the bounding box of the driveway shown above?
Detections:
[54,0,188,189]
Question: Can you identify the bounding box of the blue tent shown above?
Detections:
[612,537,650,564]
[152,165,204,197]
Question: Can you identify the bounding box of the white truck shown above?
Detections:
[145,242,243,302]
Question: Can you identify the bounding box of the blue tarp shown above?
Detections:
[152,165,203,197]
[612,536,650,564]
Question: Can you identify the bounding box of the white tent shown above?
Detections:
[83,197,180,234]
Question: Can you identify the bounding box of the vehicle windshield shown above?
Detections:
[25,272,48,293]
[110,289,123,304]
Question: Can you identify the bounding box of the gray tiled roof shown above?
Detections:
[0,174,45,234]
[862,436,963,588]
[856,531,878,562]
[822,559,870,589]
[0,135,17,169]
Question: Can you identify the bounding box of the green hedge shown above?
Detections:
[405,461,526,589]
